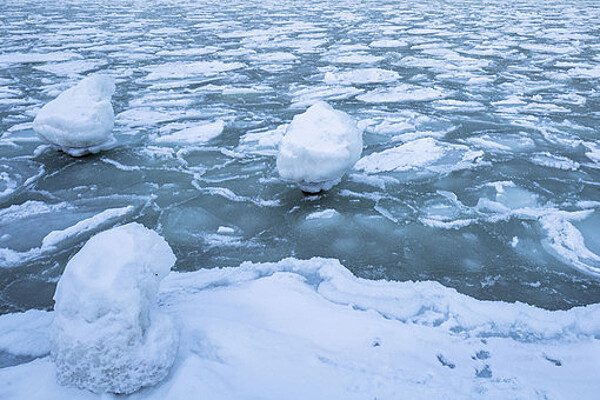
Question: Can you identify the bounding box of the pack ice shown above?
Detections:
[33,75,117,157]
[277,101,363,193]
[51,223,178,394]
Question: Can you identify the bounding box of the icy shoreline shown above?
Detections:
[1,257,599,399]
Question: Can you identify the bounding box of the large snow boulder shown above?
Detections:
[33,75,117,157]
[51,223,178,394]
[276,101,363,193]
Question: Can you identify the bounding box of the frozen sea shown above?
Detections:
[1,0,600,398]
[1,0,600,312]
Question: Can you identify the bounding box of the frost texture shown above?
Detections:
[33,75,117,157]
[277,101,363,192]
[51,223,178,394]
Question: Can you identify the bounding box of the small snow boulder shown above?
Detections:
[276,101,363,193]
[51,223,178,394]
[33,75,117,157]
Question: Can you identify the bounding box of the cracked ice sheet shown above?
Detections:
[0,258,599,399]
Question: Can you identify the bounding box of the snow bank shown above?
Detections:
[277,101,363,192]
[1,257,599,399]
[51,223,178,394]
[33,75,117,157]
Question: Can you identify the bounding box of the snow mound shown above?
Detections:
[276,101,363,193]
[51,223,178,394]
[33,75,117,157]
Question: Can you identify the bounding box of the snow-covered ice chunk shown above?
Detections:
[277,102,363,193]
[33,75,117,157]
[51,223,178,394]
[153,120,225,144]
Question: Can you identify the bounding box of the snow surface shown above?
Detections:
[51,223,178,394]
[277,101,363,192]
[32,75,116,156]
[1,257,599,399]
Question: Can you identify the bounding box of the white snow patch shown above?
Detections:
[0,52,82,66]
[1,257,599,399]
[324,68,400,85]
[0,205,136,268]
[357,84,447,103]
[51,223,178,394]
[33,75,117,157]
[277,102,363,192]
[143,61,245,81]
[152,121,225,144]
[355,138,445,173]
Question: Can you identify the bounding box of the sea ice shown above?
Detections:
[354,138,463,174]
[323,68,400,85]
[277,101,363,193]
[32,75,117,157]
[357,84,447,103]
[152,120,225,144]
[51,223,178,394]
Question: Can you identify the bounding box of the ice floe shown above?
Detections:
[323,68,400,85]
[152,121,225,145]
[32,75,117,157]
[143,61,245,81]
[355,138,483,175]
[357,84,448,103]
